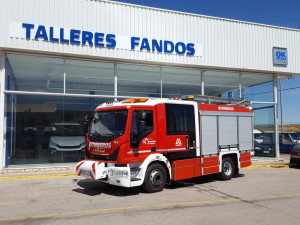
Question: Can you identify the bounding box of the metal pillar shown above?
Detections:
[273,76,280,159]
[0,51,5,170]
[201,70,204,96]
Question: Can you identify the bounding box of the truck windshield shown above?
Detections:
[89,109,128,142]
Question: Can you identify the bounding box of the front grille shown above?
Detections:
[87,148,119,161]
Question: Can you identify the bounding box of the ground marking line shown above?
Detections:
[0,201,28,205]
[244,165,289,169]
[0,174,77,180]
[1,193,300,221]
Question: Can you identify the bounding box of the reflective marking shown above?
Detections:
[0,174,77,180]
[1,193,300,221]
[0,201,28,205]
[157,148,186,152]
[128,148,186,154]
[128,150,152,154]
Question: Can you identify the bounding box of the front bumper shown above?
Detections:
[76,160,141,188]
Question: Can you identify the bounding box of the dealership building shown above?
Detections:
[0,0,300,170]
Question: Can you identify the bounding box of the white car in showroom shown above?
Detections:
[48,122,86,163]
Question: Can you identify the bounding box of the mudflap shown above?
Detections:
[76,160,107,180]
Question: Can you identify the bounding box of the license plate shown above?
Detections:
[110,170,128,177]
[292,155,300,159]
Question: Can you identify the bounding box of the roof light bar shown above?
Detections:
[122,98,148,103]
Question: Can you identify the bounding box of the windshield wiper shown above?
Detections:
[101,133,115,137]
[89,130,102,138]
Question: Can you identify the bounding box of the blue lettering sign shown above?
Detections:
[82,31,93,45]
[273,47,288,66]
[276,51,286,60]
[70,29,81,44]
[106,34,116,48]
[175,42,186,55]
[35,25,48,40]
[152,39,162,52]
[164,41,174,53]
[20,23,197,56]
[22,23,34,39]
[186,43,195,55]
[94,33,105,47]
[49,27,59,42]
[131,37,140,50]
[60,28,69,43]
[140,38,150,51]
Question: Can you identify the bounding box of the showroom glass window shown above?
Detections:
[65,59,114,95]
[5,54,64,93]
[117,64,161,97]
[162,67,201,98]
[204,71,240,98]
[242,73,275,157]
[4,94,109,166]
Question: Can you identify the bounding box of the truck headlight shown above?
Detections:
[130,168,140,178]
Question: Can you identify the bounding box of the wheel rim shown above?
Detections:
[223,161,233,176]
[150,169,163,188]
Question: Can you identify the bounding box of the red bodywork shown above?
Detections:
[85,103,189,164]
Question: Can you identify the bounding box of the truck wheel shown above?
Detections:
[142,163,167,193]
[218,157,234,180]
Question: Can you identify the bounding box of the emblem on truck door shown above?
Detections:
[143,138,157,145]
[175,138,182,146]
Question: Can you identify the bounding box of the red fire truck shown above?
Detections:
[76,96,253,192]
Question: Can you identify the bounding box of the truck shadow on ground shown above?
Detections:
[72,173,245,197]
[73,179,141,197]
[167,173,245,190]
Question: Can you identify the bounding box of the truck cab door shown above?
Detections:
[165,103,196,159]
[129,109,157,159]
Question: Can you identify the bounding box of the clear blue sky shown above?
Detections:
[115,0,300,124]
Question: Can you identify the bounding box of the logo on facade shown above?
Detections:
[175,138,182,147]
[273,47,288,66]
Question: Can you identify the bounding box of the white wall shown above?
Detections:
[0,0,300,74]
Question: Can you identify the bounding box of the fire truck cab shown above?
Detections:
[76,96,253,192]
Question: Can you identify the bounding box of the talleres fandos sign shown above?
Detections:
[10,22,202,57]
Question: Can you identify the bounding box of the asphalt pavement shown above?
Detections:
[1,166,300,225]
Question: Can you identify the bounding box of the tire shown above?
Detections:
[142,163,167,193]
[218,157,235,181]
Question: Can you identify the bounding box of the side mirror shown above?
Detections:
[137,111,147,120]
[137,120,146,135]
[84,114,93,133]
[137,111,147,135]
[85,115,93,123]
